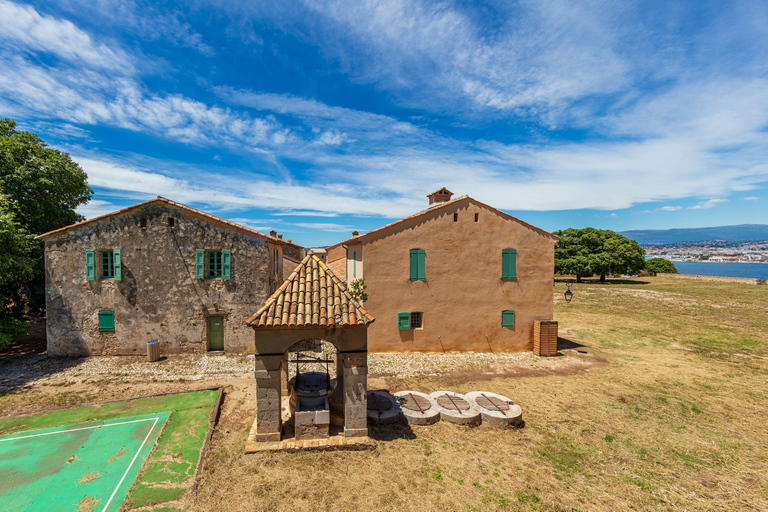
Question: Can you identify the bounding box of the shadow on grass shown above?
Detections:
[555,277,651,286]
[368,420,417,442]
[557,336,585,351]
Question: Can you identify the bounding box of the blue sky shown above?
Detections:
[1,0,767,246]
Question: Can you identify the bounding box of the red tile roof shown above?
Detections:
[247,254,374,328]
[342,195,559,244]
[34,196,286,244]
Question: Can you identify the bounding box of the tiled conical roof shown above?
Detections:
[247,255,374,328]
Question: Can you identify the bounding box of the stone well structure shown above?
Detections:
[247,253,374,442]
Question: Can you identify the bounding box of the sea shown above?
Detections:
[670,261,768,280]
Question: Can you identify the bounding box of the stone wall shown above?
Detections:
[44,203,273,356]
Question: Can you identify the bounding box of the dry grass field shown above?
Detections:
[196,275,768,512]
[1,275,766,511]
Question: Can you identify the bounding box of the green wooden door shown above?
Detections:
[208,316,224,351]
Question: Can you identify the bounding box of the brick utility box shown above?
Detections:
[534,320,558,356]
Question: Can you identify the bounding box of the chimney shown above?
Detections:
[277,234,283,240]
[308,248,327,263]
[352,230,359,237]
[427,187,454,206]
[269,230,277,237]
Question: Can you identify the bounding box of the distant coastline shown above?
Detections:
[667,261,768,281]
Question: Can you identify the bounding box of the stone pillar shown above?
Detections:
[254,354,283,442]
[342,351,368,437]
[280,352,289,397]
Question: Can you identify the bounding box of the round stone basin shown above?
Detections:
[288,372,338,414]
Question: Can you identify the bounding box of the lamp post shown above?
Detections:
[20,288,31,314]
[564,282,574,303]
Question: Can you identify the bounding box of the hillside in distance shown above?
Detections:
[620,224,768,245]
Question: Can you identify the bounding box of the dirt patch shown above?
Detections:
[108,447,126,463]
[78,472,100,485]
[77,496,99,512]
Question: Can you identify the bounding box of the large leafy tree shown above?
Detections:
[0,119,92,313]
[0,195,36,317]
[554,228,645,282]
[644,257,679,274]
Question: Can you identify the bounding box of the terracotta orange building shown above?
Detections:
[337,188,559,353]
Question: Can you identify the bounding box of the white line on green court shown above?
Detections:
[0,418,159,442]
[101,416,160,512]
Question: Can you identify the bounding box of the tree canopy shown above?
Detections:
[1,118,92,236]
[553,227,645,282]
[644,257,679,274]
[0,118,92,314]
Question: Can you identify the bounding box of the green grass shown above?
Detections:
[0,316,29,351]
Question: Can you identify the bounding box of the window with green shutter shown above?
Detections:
[209,251,222,278]
[113,249,121,281]
[196,249,204,279]
[101,250,114,279]
[273,249,279,275]
[397,312,411,330]
[86,250,95,281]
[502,249,517,280]
[222,250,231,280]
[501,310,515,328]
[98,311,115,332]
[410,249,425,281]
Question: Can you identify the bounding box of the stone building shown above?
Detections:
[338,188,560,353]
[36,197,294,356]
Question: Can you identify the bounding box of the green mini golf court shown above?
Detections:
[0,389,220,512]
[0,412,170,511]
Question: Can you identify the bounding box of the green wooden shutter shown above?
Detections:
[86,250,95,281]
[196,249,204,279]
[397,312,411,330]
[410,249,425,281]
[99,311,115,332]
[113,249,121,281]
[222,250,231,280]
[501,310,515,328]
[502,249,517,280]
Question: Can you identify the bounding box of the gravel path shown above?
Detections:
[0,353,255,387]
[368,351,589,377]
[0,349,590,388]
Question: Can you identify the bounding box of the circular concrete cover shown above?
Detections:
[393,391,440,425]
[465,391,523,427]
[429,391,481,425]
[366,390,402,425]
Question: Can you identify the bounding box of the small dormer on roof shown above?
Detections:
[427,187,454,206]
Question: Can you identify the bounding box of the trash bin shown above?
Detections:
[147,340,160,362]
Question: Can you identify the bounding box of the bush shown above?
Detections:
[0,316,29,351]
[644,258,679,274]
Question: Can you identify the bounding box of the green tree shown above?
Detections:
[0,119,92,313]
[554,228,645,282]
[348,278,368,302]
[644,257,678,274]
[0,194,36,317]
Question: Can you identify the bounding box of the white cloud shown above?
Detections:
[688,199,728,210]
[743,196,759,200]
[606,213,617,218]
[659,206,682,212]
[75,199,118,219]
[291,222,354,232]
[0,0,133,72]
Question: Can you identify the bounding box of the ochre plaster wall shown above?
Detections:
[44,203,273,356]
[326,243,347,281]
[356,199,556,353]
